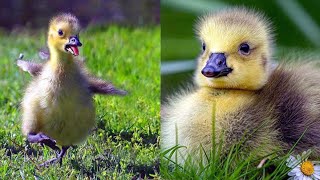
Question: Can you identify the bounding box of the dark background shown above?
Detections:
[0,0,159,31]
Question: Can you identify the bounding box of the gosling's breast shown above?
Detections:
[33,65,95,145]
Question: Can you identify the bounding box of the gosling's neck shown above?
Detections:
[201,86,255,97]
[48,46,75,70]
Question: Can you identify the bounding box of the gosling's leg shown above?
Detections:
[40,146,70,167]
[27,133,69,167]
[27,132,60,152]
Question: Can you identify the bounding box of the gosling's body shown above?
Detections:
[163,64,320,161]
[161,8,320,164]
[22,60,95,146]
[19,13,124,166]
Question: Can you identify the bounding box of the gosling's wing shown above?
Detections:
[38,48,50,60]
[77,60,127,96]
[88,77,127,96]
[17,60,43,76]
[16,48,82,76]
[16,51,47,76]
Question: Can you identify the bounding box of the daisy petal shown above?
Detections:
[288,171,297,176]
[313,174,320,179]
[302,151,306,156]
[303,175,311,180]
[294,175,302,180]
[297,155,302,162]
[314,169,320,174]
[296,171,302,177]
[314,170,320,175]
[287,155,298,167]
[287,155,296,162]
[286,155,296,162]
[290,167,301,174]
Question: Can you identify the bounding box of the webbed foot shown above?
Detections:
[27,132,60,152]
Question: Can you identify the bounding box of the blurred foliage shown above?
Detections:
[0,0,159,30]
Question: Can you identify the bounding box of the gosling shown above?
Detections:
[161,8,320,164]
[20,13,125,166]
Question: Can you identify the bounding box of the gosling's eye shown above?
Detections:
[239,43,250,55]
[58,29,64,36]
[202,42,206,51]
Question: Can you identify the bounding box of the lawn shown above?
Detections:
[0,25,160,179]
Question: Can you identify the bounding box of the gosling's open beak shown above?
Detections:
[201,53,233,78]
[65,36,82,56]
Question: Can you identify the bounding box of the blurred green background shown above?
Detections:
[161,0,320,99]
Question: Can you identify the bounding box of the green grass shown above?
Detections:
[160,104,308,180]
[0,25,160,179]
[160,144,293,179]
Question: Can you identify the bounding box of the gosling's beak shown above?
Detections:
[201,53,233,78]
[65,36,82,56]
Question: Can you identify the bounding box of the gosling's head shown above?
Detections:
[47,13,82,56]
[195,8,274,90]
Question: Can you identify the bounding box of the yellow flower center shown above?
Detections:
[300,161,314,176]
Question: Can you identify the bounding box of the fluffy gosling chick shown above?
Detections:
[161,8,320,164]
[20,13,124,166]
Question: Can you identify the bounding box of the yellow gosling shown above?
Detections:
[20,13,125,166]
[162,8,320,165]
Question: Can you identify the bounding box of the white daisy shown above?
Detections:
[286,151,320,180]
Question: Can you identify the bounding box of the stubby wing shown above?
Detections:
[38,48,50,60]
[17,60,43,76]
[88,77,127,96]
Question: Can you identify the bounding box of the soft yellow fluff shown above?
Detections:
[21,13,95,146]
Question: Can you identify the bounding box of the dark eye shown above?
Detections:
[239,43,250,55]
[58,29,63,36]
[202,42,206,51]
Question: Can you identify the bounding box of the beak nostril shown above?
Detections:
[202,68,215,77]
[68,36,82,47]
[203,53,230,78]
